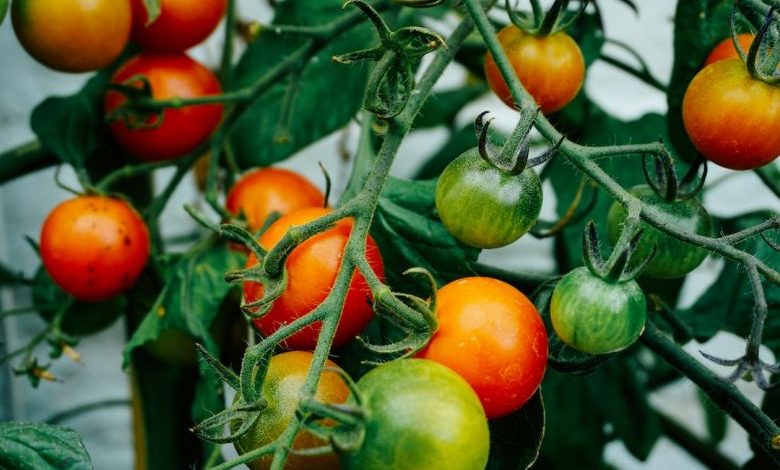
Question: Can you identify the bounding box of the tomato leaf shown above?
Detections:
[372,177,480,291]
[0,422,92,470]
[142,0,162,25]
[412,84,485,129]
[228,0,372,168]
[487,391,545,470]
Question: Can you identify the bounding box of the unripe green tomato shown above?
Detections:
[550,267,646,355]
[607,185,713,279]
[435,148,542,249]
[341,359,490,470]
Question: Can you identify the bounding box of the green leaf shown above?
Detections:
[143,0,162,25]
[699,389,727,445]
[487,391,545,470]
[0,422,92,470]
[32,267,126,336]
[666,0,732,160]
[0,0,8,25]
[30,72,110,169]
[229,0,372,168]
[372,177,480,291]
[679,211,780,355]
[412,84,486,129]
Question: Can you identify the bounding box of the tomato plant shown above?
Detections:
[105,52,223,162]
[243,207,384,350]
[418,277,547,418]
[484,25,584,113]
[226,168,325,233]
[607,185,713,279]
[129,0,226,52]
[233,351,349,470]
[40,196,149,302]
[683,59,780,170]
[11,0,131,72]
[340,359,490,470]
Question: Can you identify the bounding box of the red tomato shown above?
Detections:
[40,196,150,302]
[484,25,585,114]
[704,34,754,66]
[682,59,780,170]
[418,277,548,419]
[130,0,226,52]
[226,168,325,233]
[105,53,223,162]
[243,208,384,350]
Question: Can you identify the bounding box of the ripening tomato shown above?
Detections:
[105,52,223,162]
[11,0,131,72]
[243,207,384,350]
[226,168,325,233]
[130,0,226,52]
[233,351,350,470]
[704,33,754,66]
[340,359,490,470]
[40,196,149,302]
[484,25,585,113]
[682,59,780,170]
[418,277,548,419]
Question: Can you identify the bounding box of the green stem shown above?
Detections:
[0,141,58,184]
[221,0,237,90]
[642,322,780,464]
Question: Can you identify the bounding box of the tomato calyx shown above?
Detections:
[298,395,366,453]
[505,0,588,37]
[475,110,562,175]
[333,0,444,118]
[359,267,439,359]
[641,150,707,203]
[105,74,165,130]
[583,219,655,283]
[732,4,780,84]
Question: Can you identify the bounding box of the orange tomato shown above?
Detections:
[704,33,754,66]
[105,52,223,162]
[226,168,325,233]
[484,25,585,114]
[11,0,131,72]
[130,0,226,52]
[243,208,384,350]
[418,277,548,419]
[40,196,150,302]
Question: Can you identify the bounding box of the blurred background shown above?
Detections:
[0,0,777,468]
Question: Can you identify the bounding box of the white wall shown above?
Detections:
[0,0,777,468]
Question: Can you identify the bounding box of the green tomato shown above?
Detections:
[550,267,646,355]
[607,185,713,279]
[435,148,542,249]
[341,359,490,470]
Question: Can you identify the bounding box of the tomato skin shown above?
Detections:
[105,53,223,162]
[243,208,384,350]
[704,34,754,66]
[233,351,349,470]
[226,168,325,233]
[484,25,585,113]
[607,186,712,279]
[40,196,149,302]
[340,359,490,470]
[12,0,131,73]
[418,277,547,419]
[435,148,542,249]
[130,0,226,52]
[682,59,780,170]
[551,267,646,355]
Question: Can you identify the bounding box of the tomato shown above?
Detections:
[484,25,585,113]
[704,33,754,66]
[682,59,780,170]
[243,207,384,350]
[11,0,131,73]
[130,0,226,52]
[340,359,489,470]
[418,277,547,418]
[227,168,325,233]
[105,52,223,162]
[40,196,149,302]
[607,185,712,279]
[551,267,646,354]
[233,351,349,470]
[435,147,542,248]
